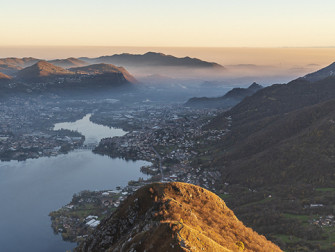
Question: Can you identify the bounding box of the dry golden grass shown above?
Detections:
[147,182,282,252]
[78,182,282,252]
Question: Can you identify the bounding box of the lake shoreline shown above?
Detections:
[0,113,150,252]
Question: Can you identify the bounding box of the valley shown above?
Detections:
[1,52,335,251]
[3,1,335,251]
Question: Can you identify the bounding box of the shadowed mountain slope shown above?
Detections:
[204,62,335,189]
[185,82,263,108]
[213,99,335,188]
[303,61,335,82]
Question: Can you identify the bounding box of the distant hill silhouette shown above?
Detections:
[185,82,263,108]
[0,64,22,76]
[80,52,223,69]
[69,63,137,83]
[48,57,88,68]
[17,61,73,82]
[0,53,223,78]
[12,61,136,92]
[0,57,39,76]
[0,57,39,68]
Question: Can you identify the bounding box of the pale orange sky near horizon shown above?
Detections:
[2,1,335,48]
[2,0,335,72]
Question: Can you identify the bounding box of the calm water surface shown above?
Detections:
[0,114,148,252]
[54,113,125,145]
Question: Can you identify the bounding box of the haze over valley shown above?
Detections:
[2,0,335,251]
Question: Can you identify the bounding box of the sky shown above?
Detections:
[1,0,335,47]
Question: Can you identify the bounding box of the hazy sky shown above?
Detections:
[2,0,335,47]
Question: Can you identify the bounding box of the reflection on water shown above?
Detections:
[0,114,148,252]
[54,114,126,145]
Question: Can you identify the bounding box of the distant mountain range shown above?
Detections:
[48,57,87,68]
[69,63,137,83]
[77,182,282,252]
[0,57,39,68]
[17,61,74,81]
[0,52,223,91]
[185,82,263,108]
[0,52,222,78]
[0,60,138,94]
[0,57,39,75]
[80,52,223,69]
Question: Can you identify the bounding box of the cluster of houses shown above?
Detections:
[50,183,147,242]
[97,105,226,164]
[49,105,231,243]
[95,105,228,191]
[51,158,226,243]
[0,96,88,160]
[0,132,83,160]
[311,215,335,227]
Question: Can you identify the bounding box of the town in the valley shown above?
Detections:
[2,95,335,246]
[46,100,231,242]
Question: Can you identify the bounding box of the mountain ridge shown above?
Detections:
[17,60,74,81]
[303,61,335,82]
[80,52,223,69]
[14,61,137,88]
[0,57,39,68]
[77,182,282,252]
[69,63,137,83]
[48,57,88,68]
[185,82,263,108]
[0,53,223,77]
[195,61,335,251]
[0,72,11,80]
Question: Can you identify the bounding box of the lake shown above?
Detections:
[53,113,125,145]
[0,114,149,252]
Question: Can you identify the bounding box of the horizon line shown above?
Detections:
[1,45,335,49]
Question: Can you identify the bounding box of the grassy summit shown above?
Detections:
[77,182,282,252]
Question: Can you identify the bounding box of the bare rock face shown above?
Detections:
[76,182,282,252]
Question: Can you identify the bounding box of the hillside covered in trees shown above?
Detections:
[196,63,335,251]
